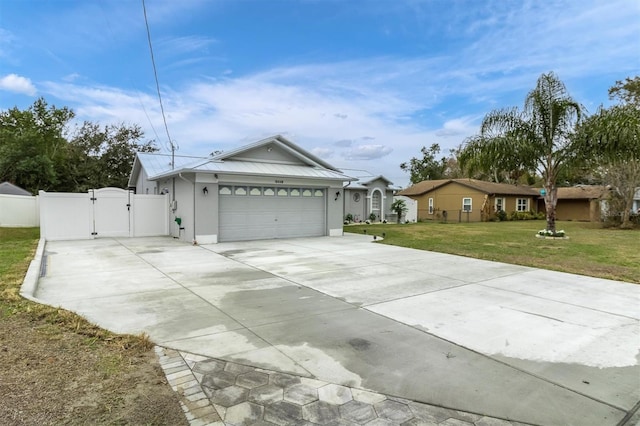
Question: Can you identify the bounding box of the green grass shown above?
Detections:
[0,227,39,277]
[0,227,152,348]
[345,221,640,284]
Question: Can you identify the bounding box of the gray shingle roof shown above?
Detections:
[0,182,32,196]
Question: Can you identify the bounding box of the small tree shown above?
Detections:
[391,199,408,224]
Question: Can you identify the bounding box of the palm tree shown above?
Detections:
[391,199,408,224]
[459,72,584,233]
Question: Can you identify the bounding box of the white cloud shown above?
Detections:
[334,139,353,147]
[435,117,479,138]
[0,73,36,95]
[311,147,334,158]
[31,0,639,189]
[344,144,393,161]
[157,35,217,55]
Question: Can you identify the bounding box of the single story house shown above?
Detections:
[536,185,609,222]
[341,169,399,222]
[398,179,539,222]
[128,135,354,243]
[0,181,32,196]
[633,188,640,214]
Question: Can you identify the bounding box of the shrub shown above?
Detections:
[345,213,354,223]
[538,229,566,238]
[508,210,541,221]
[495,210,507,222]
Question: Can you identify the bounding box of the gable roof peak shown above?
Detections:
[211,135,340,171]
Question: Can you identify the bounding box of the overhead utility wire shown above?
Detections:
[142,0,175,168]
[97,2,162,144]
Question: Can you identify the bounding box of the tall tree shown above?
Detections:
[459,72,584,233]
[68,122,156,191]
[608,76,640,107]
[0,98,75,193]
[575,76,640,228]
[400,143,447,184]
[0,98,157,193]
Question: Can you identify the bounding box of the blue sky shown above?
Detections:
[1,0,639,187]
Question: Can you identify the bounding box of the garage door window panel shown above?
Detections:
[234,186,247,196]
[219,186,232,195]
[250,187,262,196]
[277,188,288,196]
[264,187,275,196]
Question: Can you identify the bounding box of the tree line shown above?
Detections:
[401,74,640,231]
[0,98,157,195]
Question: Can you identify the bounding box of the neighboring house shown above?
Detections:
[398,179,539,222]
[537,185,609,222]
[634,188,640,214]
[341,169,398,222]
[0,181,32,196]
[128,135,354,243]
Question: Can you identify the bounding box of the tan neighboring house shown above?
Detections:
[537,185,609,222]
[398,179,539,222]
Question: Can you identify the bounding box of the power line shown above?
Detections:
[142,0,175,168]
[98,2,163,147]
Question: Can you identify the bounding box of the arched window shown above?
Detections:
[371,190,381,219]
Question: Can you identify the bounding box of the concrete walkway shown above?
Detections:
[29,234,640,425]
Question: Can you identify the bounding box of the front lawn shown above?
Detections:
[345,221,640,284]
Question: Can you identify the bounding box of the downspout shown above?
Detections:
[177,173,197,244]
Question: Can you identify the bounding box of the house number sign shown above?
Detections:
[275,180,284,184]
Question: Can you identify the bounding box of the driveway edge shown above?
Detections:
[20,237,45,302]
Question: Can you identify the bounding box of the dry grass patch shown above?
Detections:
[0,228,187,425]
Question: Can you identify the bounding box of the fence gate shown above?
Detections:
[39,189,169,241]
[91,188,132,237]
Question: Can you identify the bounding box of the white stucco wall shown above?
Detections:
[394,195,418,223]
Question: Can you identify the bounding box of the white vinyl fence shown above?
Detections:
[39,188,169,241]
[0,194,39,227]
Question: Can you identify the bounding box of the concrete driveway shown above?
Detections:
[33,234,640,425]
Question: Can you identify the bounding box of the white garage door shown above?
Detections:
[218,185,326,242]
